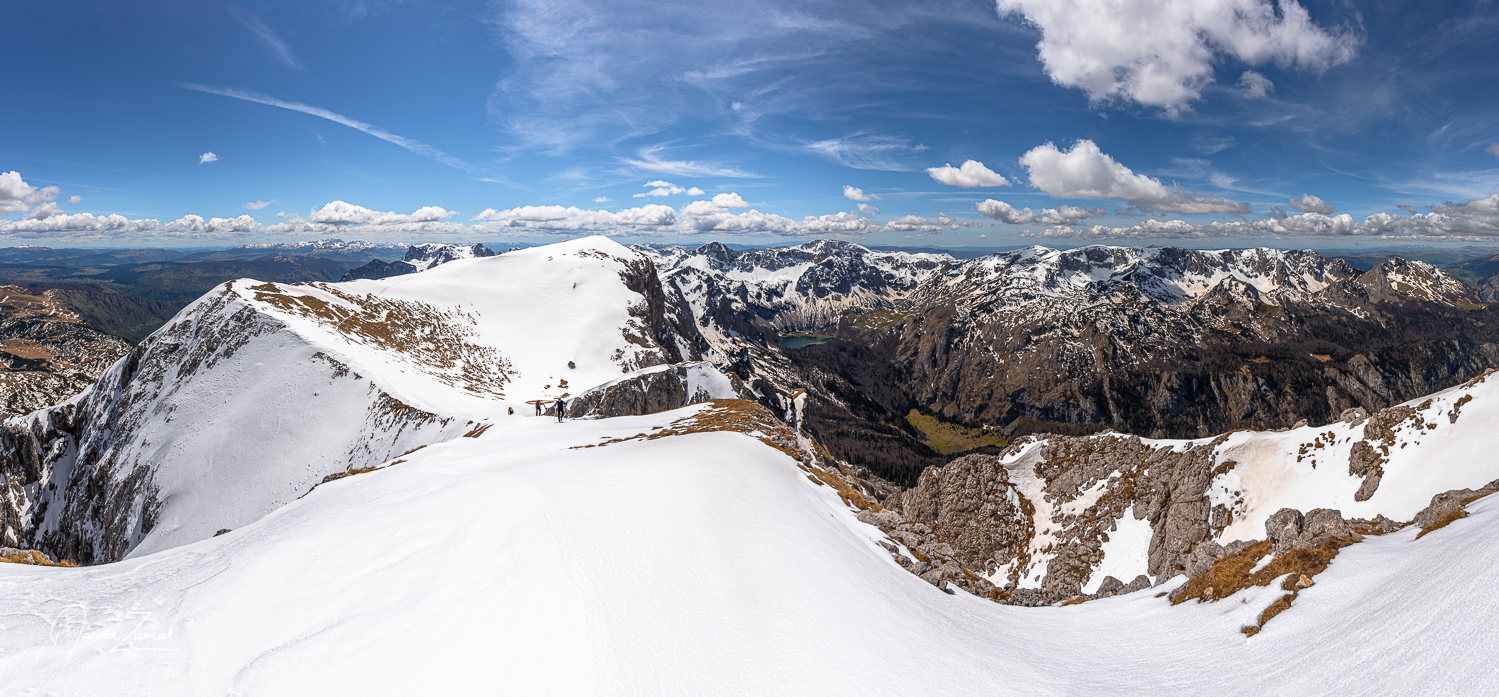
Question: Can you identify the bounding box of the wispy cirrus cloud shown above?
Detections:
[620,146,758,178]
[180,84,475,173]
[226,6,302,70]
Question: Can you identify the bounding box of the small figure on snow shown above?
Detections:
[555,398,565,422]
[508,406,514,416]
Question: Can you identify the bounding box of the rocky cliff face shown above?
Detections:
[641,242,1499,485]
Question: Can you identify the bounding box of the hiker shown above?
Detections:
[534,401,542,416]
[555,398,565,423]
[507,406,514,416]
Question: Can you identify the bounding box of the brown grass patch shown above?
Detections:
[1416,509,1470,539]
[904,409,1007,455]
[1177,537,1361,636]
[0,551,79,568]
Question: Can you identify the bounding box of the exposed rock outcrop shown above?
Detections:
[564,363,749,418]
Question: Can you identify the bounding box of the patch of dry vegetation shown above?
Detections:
[1172,536,1359,637]
[0,550,79,567]
[904,409,1007,455]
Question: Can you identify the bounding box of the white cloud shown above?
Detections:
[683,209,875,237]
[226,6,302,70]
[1030,194,1499,239]
[843,185,880,202]
[633,181,706,198]
[996,0,1358,113]
[181,84,475,172]
[975,199,1105,225]
[926,160,1011,188]
[471,204,678,232]
[882,215,941,234]
[1020,140,1251,214]
[199,152,219,164]
[621,146,757,178]
[1288,193,1336,215]
[804,134,927,171]
[1487,143,1499,159]
[0,171,62,216]
[856,202,880,215]
[308,201,456,226]
[681,192,750,216]
[67,195,83,204]
[23,202,64,220]
[1238,70,1274,99]
[244,199,277,210]
[593,196,611,203]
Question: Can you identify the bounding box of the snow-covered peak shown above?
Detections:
[945,245,1358,305]
[0,235,702,563]
[400,242,498,272]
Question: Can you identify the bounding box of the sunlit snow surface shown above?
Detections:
[1,405,1497,695]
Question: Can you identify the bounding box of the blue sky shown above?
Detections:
[3,0,1498,248]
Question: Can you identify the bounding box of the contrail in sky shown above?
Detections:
[179,83,474,173]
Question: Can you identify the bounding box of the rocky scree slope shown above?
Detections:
[340,242,498,281]
[0,285,134,417]
[0,237,705,564]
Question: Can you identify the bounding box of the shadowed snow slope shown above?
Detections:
[0,404,1495,694]
[0,236,701,563]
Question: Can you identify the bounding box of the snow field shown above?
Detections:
[3,405,1498,694]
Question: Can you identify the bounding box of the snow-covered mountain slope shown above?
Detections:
[0,237,703,563]
[1,400,1496,694]
[875,369,1499,605]
[636,240,949,340]
[339,242,498,281]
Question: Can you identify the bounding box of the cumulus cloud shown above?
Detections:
[882,215,942,234]
[1020,140,1251,214]
[926,160,1011,188]
[1288,193,1336,215]
[471,204,678,231]
[996,0,1358,113]
[1238,70,1274,99]
[0,171,63,217]
[975,199,1105,225]
[67,195,83,204]
[308,201,456,226]
[200,152,220,164]
[1030,194,1499,239]
[681,192,750,216]
[593,196,610,203]
[244,199,277,210]
[856,202,880,215]
[843,185,880,202]
[633,181,706,198]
